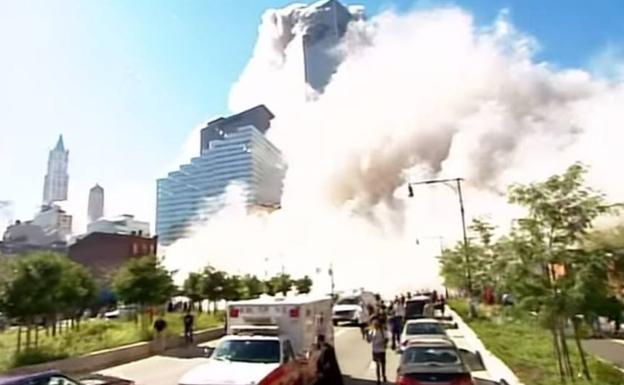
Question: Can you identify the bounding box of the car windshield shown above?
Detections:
[212,340,280,363]
[403,347,461,365]
[405,300,427,316]
[406,322,445,335]
[337,298,359,305]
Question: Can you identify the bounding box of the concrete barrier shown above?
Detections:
[6,327,224,375]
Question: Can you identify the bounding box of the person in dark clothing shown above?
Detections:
[315,334,344,385]
[183,311,194,343]
[153,315,168,353]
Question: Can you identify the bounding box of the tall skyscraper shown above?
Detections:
[43,135,69,204]
[156,105,285,246]
[302,0,363,93]
[87,184,104,224]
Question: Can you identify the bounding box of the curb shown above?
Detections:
[5,326,225,376]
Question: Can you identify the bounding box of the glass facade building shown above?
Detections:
[156,105,285,246]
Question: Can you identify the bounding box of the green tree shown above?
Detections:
[267,273,293,296]
[183,272,204,311]
[56,262,96,330]
[223,274,244,301]
[240,274,264,299]
[294,275,313,294]
[201,266,228,313]
[0,252,96,350]
[506,163,613,382]
[112,255,175,325]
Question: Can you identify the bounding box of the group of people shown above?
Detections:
[362,291,446,385]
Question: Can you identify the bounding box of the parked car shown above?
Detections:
[404,295,432,320]
[103,305,137,321]
[399,319,449,351]
[0,370,133,385]
[396,338,474,385]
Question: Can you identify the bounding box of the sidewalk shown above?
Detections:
[582,339,624,370]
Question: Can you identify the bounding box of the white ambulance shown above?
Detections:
[178,295,333,385]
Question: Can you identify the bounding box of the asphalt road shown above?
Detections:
[98,326,400,385]
[582,339,624,370]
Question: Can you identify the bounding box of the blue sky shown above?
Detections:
[1,0,623,231]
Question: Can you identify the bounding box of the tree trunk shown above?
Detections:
[16,325,22,353]
[559,320,574,381]
[572,317,592,381]
[25,322,32,350]
[552,326,566,383]
[34,324,39,348]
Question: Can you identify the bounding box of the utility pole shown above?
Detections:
[408,177,473,294]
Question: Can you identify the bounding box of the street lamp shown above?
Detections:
[407,177,473,293]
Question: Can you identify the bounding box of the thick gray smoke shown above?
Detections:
[164,4,624,296]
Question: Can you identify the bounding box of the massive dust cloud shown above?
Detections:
[163,4,624,296]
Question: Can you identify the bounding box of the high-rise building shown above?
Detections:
[301,0,363,93]
[43,135,69,204]
[156,105,285,246]
[88,184,104,224]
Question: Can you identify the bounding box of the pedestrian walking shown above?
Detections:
[153,314,168,353]
[183,311,194,343]
[358,303,369,340]
[367,319,388,384]
[315,334,344,385]
[390,301,402,350]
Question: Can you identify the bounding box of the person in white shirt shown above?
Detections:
[367,319,388,384]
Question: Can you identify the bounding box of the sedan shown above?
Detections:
[396,339,474,385]
[400,319,449,351]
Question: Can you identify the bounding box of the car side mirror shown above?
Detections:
[202,346,215,358]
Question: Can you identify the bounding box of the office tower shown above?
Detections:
[88,184,104,224]
[43,135,69,204]
[156,105,285,246]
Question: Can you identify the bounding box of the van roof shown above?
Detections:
[407,295,431,301]
[229,295,331,306]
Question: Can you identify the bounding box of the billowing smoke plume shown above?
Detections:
[163,3,624,296]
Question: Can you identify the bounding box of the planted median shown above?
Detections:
[450,300,624,385]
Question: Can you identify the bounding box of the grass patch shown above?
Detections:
[0,312,222,373]
[449,299,624,385]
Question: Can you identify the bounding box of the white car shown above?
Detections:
[399,318,449,351]
[332,297,365,325]
[179,334,297,385]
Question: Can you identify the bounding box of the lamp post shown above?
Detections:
[408,177,472,293]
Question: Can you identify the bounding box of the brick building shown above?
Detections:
[69,232,157,283]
